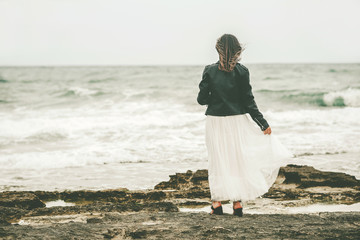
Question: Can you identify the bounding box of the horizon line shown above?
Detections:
[0,61,359,67]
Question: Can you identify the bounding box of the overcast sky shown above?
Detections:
[1,0,359,65]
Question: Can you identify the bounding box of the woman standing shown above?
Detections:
[197,34,291,216]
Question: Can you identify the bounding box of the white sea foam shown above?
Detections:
[0,100,207,170]
[66,87,98,97]
[1,103,359,172]
[265,107,360,155]
[323,88,360,107]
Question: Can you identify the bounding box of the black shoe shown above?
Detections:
[210,205,223,215]
[233,207,243,217]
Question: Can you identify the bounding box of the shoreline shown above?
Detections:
[1,164,360,239]
[1,152,359,193]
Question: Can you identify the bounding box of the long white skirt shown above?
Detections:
[206,114,292,202]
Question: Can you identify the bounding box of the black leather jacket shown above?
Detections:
[197,61,269,131]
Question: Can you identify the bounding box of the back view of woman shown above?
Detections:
[197,34,291,216]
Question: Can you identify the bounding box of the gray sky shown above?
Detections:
[1,0,359,65]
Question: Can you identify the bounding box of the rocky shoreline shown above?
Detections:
[1,164,360,239]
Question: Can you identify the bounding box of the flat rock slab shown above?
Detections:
[279,164,360,188]
[0,192,45,210]
[1,212,359,239]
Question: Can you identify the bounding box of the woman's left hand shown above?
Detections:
[263,127,272,135]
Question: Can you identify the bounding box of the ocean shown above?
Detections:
[0,63,359,191]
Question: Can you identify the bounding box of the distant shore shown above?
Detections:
[1,164,360,239]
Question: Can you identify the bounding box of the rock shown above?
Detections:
[154,171,193,190]
[0,192,45,210]
[184,187,211,199]
[128,191,147,200]
[155,165,360,192]
[264,165,360,202]
[60,188,129,203]
[154,164,360,203]
[177,200,210,207]
[279,164,360,188]
[0,164,359,231]
[0,206,28,225]
[1,212,359,239]
[0,219,10,226]
[191,169,208,182]
[33,191,60,202]
[28,201,178,217]
[102,228,126,239]
[144,202,179,213]
[154,170,210,203]
[86,217,103,224]
[144,191,167,201]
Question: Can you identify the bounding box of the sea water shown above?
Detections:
[0,64,359,191]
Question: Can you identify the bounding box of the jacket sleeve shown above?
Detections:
[197,65,211,105]
[241,68,269,131]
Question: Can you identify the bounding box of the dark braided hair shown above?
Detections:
[215,34,243,72]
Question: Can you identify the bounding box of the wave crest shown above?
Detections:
[323,88,360,107]
[61,87,101,97]
[262,88,360,107]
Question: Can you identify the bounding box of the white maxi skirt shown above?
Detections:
[206,114,292,202]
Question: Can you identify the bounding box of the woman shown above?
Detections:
[197,34,291,216]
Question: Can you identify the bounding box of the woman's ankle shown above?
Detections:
[212,201,221,207]
[233,201,242,209]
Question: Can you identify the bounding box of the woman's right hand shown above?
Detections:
[263,127,272,135]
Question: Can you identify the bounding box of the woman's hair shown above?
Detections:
[215,34,243,72]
